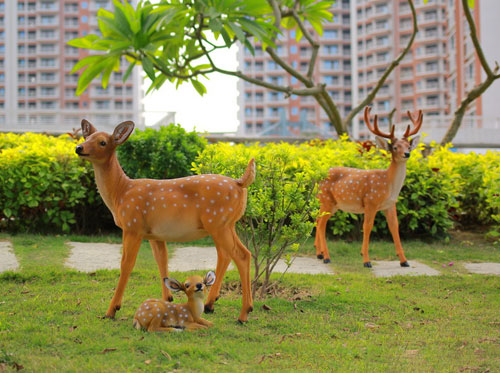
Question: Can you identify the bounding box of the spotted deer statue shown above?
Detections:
[75,120,255,323]
[133,271,216,332]
[314,106,422,268]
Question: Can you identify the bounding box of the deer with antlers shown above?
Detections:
[75,120,255,323]
[314,106,422,268]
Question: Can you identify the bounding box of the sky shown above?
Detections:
[142,45,240,133]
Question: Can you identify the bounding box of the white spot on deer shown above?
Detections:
[195,193,199,197]
[138,196,143,200]
[160,188,164,192]
[146,202,150,206]
[184,194,188,198]
[208,219,213,223]
[206,208,210,213]
[163,204,166,208]
[229,186,233,190]
[138,188,142,192]
[210,200,215,204]
[183,204,187,208]
[229,207,233,212]
[169,188,173,192]
[147,184,151,187]
[161,196,164,200]
[131,198,135,202]
[136,206,139,210]
[196,204,200,208]
[223,180,228,183]
[180,184,184,188]
[173,204,177,207]
[206,186,210,190]
[127,222,131,227]
[143,210,147,214]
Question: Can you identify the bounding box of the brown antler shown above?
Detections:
[363,106,395,139]
[404,110,423,138]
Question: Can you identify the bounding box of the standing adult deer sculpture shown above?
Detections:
[75,120,255,323]
[314,106,422,268]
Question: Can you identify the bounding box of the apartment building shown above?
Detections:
[237,0,352,136]
[0,0,143,134]
[353,0,448,138]
[238,0,498,140]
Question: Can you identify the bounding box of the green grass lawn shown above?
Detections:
[0,232,499,372]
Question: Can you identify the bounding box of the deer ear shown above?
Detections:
[81,119,97,139]
[409,135,420,151]
[112,121,135,145]
[164,277,184,292]
[375,136,391,151]
[204,271,216,286]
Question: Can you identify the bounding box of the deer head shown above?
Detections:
[75,119,134,164]
[363,107,422,162]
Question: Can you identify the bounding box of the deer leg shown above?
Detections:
[149,240,173,302]
[315,203,336,263]
[361,209,377,268]
[383,204,409,267]
[106,232,142,318]
[204,246,232,314]
[232,231,253,323]
[210,228,252,323]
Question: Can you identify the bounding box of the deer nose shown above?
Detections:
[196,283,203,290]
[404,152,410,158]
[75,145,83,155]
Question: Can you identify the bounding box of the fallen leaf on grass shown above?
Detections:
[262,304,272,311]
[364,323,379,329]
[73,338,82,344]
[99,348,117,354]
[404,349,419,357]
[118,317,128,321]
[258,353,282,364]
[161,351,172,361]
[69,326,77,332]
[144,360,151,365]
[278,333,302,344]
[20,291,30,294]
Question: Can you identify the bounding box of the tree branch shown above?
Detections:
[343,0,418,131]
[291,10,320,80]
[439,0,500,145]
[461,0,495,78]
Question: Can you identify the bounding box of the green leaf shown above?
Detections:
[142,55,156,82]
[123,61,137,82]
[191,79,207,96]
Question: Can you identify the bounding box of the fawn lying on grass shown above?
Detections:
[133,271,216,332]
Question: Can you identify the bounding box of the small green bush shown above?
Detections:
[116,124,207,180]
[193,141,327,293]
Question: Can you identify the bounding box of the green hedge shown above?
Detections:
[0,132,112,233]
[0,130,498,240]
[116,124,207,180]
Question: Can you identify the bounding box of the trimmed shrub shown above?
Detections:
[116,124,207,180]
[0,133,111,233]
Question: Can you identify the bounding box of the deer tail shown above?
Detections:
[236,158,256,188]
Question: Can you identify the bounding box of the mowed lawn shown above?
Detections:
[0,232,499,372]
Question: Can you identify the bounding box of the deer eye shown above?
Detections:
[100,141,106,147]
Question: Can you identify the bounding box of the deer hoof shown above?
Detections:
[400,261,410,267]
[363,262,372,268]
[317,254,324,260]
[237,318,248,324]
[115,305,121,311]
[323,258,331,264]
[204,304,214,314]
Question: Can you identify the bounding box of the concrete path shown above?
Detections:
[0,241,19,273]
[48,242,500,277]
[66,242,122,272]
[371,260,441,278]
[463,262,500,275]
